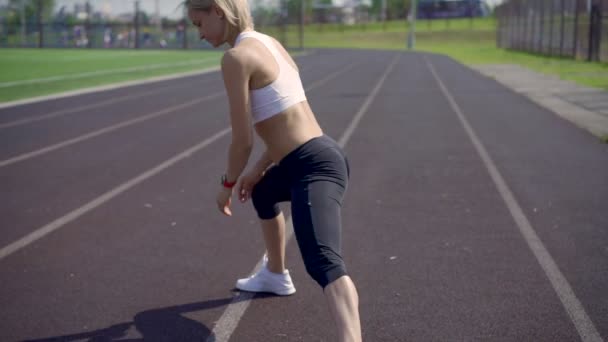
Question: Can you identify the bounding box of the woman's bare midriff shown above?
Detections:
[254,100,324,164]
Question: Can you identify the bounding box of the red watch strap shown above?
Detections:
[222,175,237,188]
[223,180,237,188]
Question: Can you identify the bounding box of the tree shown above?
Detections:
[8,0,55,23]
[370,0,410,20]
[286,0,314,24]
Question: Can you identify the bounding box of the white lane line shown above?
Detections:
[304,62,357,90]
[0,92,223,168]
[0,64,308,129]
[207,215,294,342]
[425,59,604,342]
[0,78,221,130]
[0,128,231,261]
[338,55,399,148]
[0,60,362,261]
[0,59,217,88]
[0,52,315,110]
[0,67,221,110]
[0,63,334,169]
[207,53,401,342]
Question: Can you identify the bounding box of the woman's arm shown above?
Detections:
[237,149,273,203]
[221,49,254,184]
[250,149,273,175]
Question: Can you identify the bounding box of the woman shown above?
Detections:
[186,0,362,340]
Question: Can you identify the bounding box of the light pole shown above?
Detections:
[299,0,304,49]
[134,0,140,49]
[407,0,417,49]
[20,0,26,46]
[155,0,162,39]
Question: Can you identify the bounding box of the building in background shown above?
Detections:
[417,0,491,19]
[312,0,372,24]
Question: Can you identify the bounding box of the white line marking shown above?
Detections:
[0,92,223,168]
[207,53,401,342]
[0,78,220,129]
[338,56,399,148]
[0,51,314,110]
[0,67,221,110]
[0,64,308,129]
[0,59,217,88]
[304,62,357,90]
[0,60,361,261]
[0,62,336,168]
[0,128,231,261]
[425,58,604,342]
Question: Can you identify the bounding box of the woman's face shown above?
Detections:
[189,7,225,48]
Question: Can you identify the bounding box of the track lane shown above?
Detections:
[0,49,392,342]
[424,53,608,341]
[0,51,365,249]
[231,52,586,341]
[0,49,606,342]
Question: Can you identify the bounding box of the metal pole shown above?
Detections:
[469,0,473,29]
[588,3,600,61]
[85,1,91,48]
[559,0,565,56]
[155,0,162,41]
[548,0,554,56]
[182,4,188,50]
[299,0,304,49]
[37,0,42,48]
[587,2,593,61]
[382,0,387,30]
[135,0,140,49]
[538,0,544,52]
[496,5,501,47]
[182,19,188,49]
[20,0,26,46]
[573,0,579,57]
[407,0,417,49]
[507,4,511,47]
[515,0,520,48]
[280,0,287,47]
[523,0,528,51]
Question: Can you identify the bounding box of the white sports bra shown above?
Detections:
[234,31,307,124]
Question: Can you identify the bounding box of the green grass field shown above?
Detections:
[261,17,607,91]
[1,17,606,103]
[0,49,222,102]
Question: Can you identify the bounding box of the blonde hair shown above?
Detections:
[185,0,254,42]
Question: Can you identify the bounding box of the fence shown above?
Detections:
[0,0,497,50]
[0,21,214,50]
[0,0,213,49]
[495,0,608,62]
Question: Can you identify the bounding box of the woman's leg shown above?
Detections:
[325,275,362,342]
[260,212,287,274]
[251,165,291,274]
[291,180,361,341]
[238,166,295,296]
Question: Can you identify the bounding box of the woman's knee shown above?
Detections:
[251,185,280,220]
[303,250,348,289]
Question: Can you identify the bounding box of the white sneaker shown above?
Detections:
[235,256,296,296]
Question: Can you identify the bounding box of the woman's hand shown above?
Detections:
[216,187,233,216]
[238,169,264,203]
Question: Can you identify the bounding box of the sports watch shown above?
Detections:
[221,174,237,189]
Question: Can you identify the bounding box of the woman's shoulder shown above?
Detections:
[223,35,272,70]
[222,45,254,69]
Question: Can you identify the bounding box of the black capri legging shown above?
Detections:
[251,135,350,288]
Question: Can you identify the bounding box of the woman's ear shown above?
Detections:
[213,4,225,19]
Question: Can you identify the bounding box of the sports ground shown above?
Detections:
[1,48,607,341]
